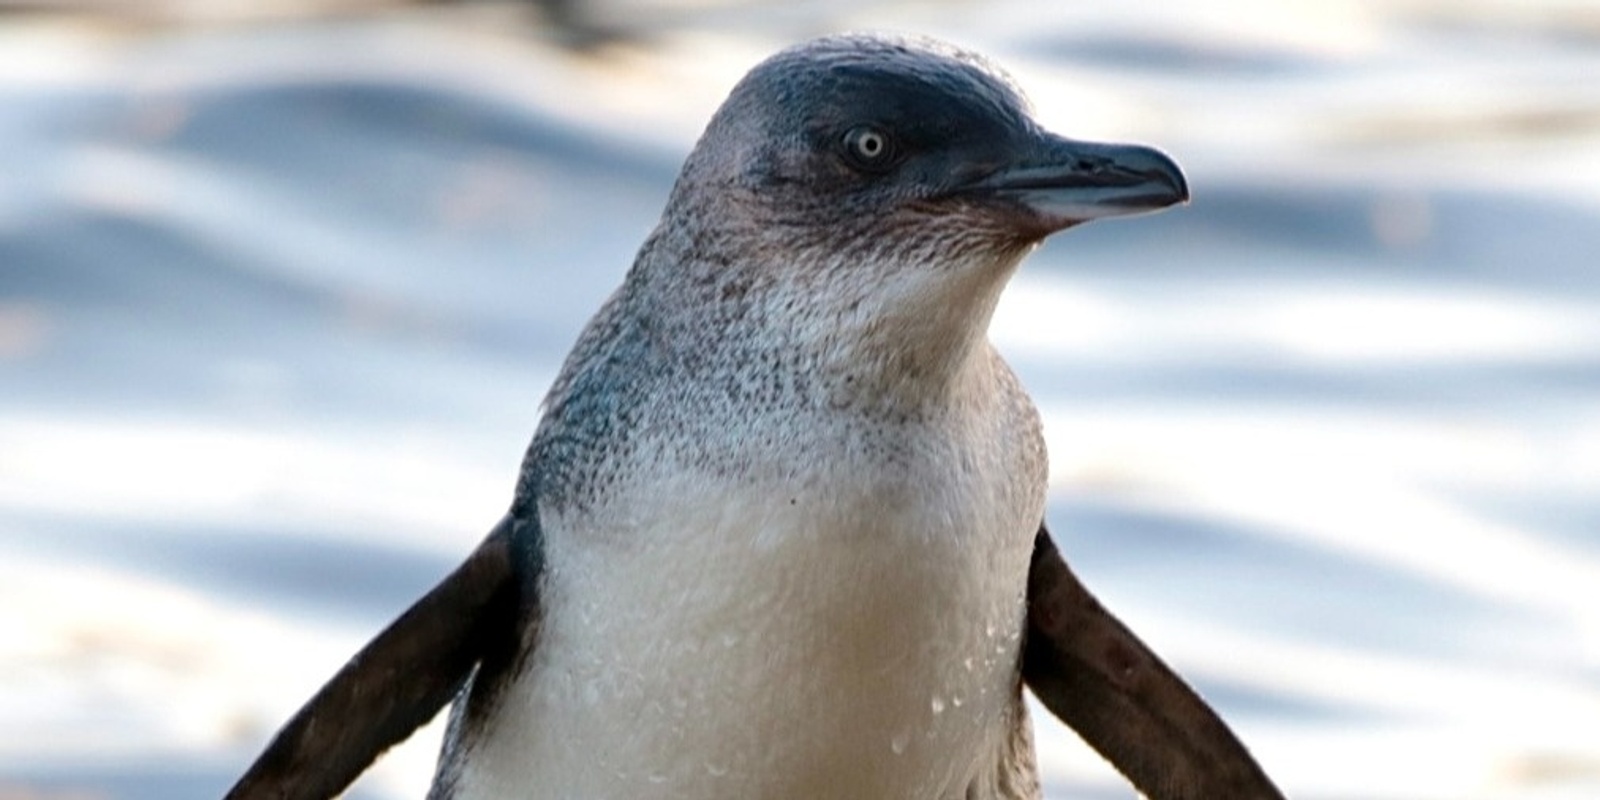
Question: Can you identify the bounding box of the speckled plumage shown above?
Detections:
[435,34,1056,799]
[524,34,1052,518]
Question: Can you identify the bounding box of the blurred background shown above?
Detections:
[2,1,1599,798]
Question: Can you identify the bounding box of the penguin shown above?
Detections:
[227,33,1283,800]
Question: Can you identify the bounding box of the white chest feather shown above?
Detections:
[451,363,1045,799]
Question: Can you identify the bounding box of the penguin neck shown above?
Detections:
[630,228,1026,417]
[802,255,1017,415]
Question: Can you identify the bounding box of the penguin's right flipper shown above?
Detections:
[224,514,521,800]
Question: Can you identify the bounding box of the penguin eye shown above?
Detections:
[841,125,897,172]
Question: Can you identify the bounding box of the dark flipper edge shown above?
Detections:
[1023,525,1287,800]
[226,516,518,800]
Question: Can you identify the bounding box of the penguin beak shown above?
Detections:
[962,133,1189,231]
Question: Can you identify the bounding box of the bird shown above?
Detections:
[226,33,1284,800]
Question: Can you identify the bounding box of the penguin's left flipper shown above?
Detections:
[1023,525,1287,800]
[224,514,520,800]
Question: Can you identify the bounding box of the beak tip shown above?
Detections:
[967,137,1192,227]
[1144,146,1190,207]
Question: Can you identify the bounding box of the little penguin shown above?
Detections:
[227,33,1285,800]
